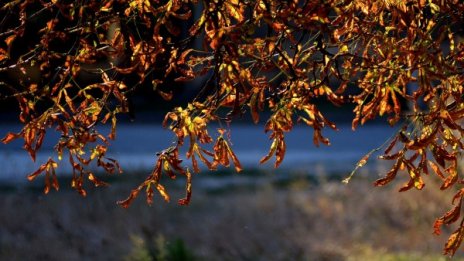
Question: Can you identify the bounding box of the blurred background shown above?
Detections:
[1,99,464,260]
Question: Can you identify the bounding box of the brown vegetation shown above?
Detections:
[1,172,463,260]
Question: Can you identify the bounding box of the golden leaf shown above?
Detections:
[225,0,244,22]
[157,184,170,202]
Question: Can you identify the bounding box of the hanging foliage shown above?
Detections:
[1,0,464,256]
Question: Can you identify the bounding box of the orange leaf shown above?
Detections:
[1,132,21,144]
[429,160,445,179]
[398,179,414,192]
[117,186,142,208]
[0,52,7,62]
[178,168,192,205]
[250,93,260,124]
[406,126,438,150]
[109,115,117,140]
[275,138,286,168]
[444,223,464,256]
[434,198,462,235]
[157,90,173,101]
[28,164,47,181]
[226,143,242,172]
[5,35,15,47]
[191,154,200,173]
[88,173,108,187]
[441,166,458,190]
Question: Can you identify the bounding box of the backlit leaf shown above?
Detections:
[1,132,21,144]
[157,184,170,202]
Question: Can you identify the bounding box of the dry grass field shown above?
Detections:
[0,170,463,261]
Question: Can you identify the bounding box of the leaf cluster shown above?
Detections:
[1,0,464,255]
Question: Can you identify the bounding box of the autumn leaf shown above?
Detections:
[156,184,170,202]
[88,173,109,187]
[441,166,458,190]
[434,198,463,235]
[117,186,142,209]
[373,162,400,186]
[224,0,245,22]
[5,35,15,47]
[444,225,464,256]
[178,168,192,205]
[1,132,21,144]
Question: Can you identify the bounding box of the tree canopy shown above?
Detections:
[1,0,464,255]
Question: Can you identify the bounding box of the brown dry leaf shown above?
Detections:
[444,223,464,256]
[441,166,458,190]
[274,137,285,168]
[374,162,399,186]
[88,173,108,187]
[178,168,192,205]
[429,160,445,179]
[226,142,242,172]
[117,186,142,208]
[27,164,47,181]
[434,198,462,235]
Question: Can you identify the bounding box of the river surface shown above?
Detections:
[0,123,396,184]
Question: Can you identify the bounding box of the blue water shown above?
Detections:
[0,123,396,184]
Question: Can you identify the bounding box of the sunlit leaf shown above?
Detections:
[156,184,170,202]
[1,132,21,144]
